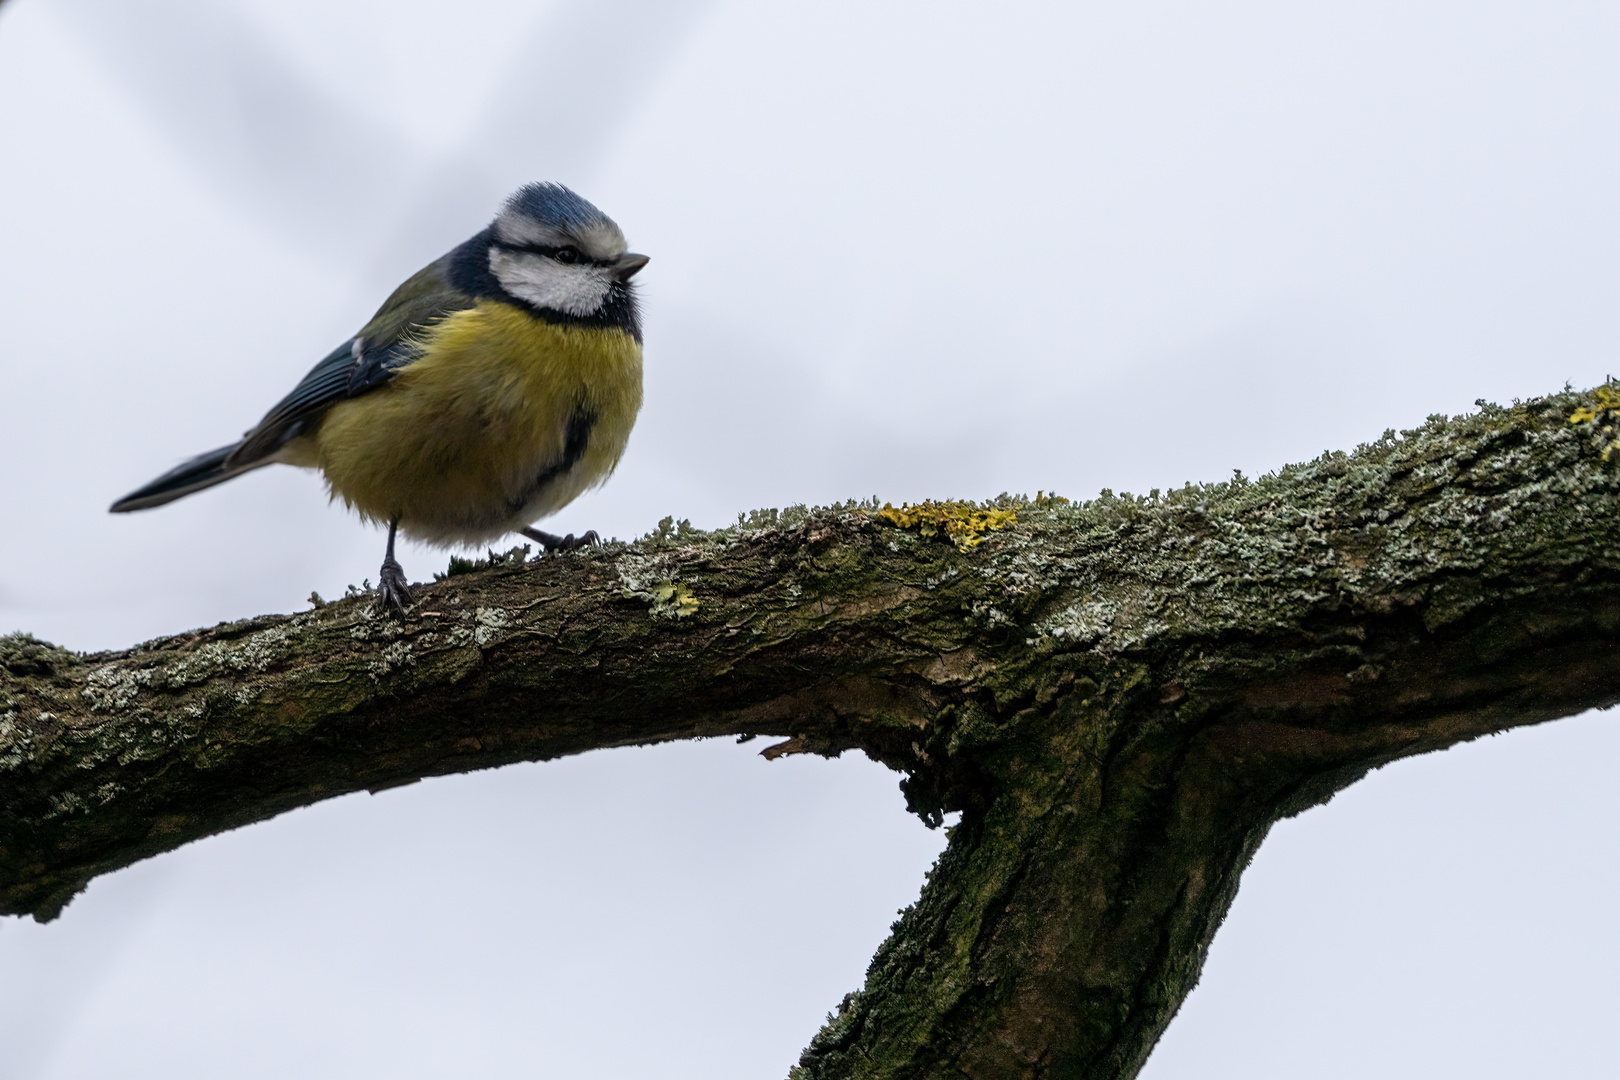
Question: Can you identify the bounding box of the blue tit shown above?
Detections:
[111,183,649,615]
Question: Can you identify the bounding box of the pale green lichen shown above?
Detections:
[47,792,84,818]
[1035,597,1120,648]
[727,502,834,535]
[83,665,147,712]
[616,552,671,595]
[969,601,1011,627]
[371,640,418,679]
[472,607,510,646]
[645,514,708,544]
[615,552,698,617]
[939,394,1618,664]
[88,624,295,696]
[0,711,21,770]
[238,626,292,671]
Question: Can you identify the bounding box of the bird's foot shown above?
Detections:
[378,555,412,617]
[520,526,601,554]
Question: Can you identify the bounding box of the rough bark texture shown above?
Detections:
[4,387,1620,1079]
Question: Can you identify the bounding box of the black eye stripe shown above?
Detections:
[495,242,611,268]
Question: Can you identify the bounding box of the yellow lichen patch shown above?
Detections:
[877,501,1018,552]
[647,580,699,619]
[1569,384,1620,460]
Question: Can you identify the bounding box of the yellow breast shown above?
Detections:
[306,300,642,547]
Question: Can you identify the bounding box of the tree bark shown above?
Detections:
[4,388,1620,1079]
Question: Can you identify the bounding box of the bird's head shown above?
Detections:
[487,183,649,318]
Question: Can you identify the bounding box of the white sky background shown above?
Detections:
[1,0,1617,1076]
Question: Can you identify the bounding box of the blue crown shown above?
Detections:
[504,182,612,231]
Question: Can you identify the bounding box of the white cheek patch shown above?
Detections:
[489,249,613,316]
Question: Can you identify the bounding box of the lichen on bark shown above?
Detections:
[4,386,1620,1080]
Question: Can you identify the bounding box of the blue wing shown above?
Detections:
[225,256,474,467]
[113,252,477,512]
[226,337,416,465]
[111,336,423,510]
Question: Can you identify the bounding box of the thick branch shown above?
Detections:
[4,389,1620,1079]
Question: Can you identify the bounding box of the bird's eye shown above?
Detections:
[554,246,581,264]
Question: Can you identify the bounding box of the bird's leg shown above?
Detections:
[379,518,412,616]
[520,526,601,554]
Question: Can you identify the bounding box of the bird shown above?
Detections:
[110,182,649,616]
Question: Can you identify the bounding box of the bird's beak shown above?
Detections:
[613,253,650,281]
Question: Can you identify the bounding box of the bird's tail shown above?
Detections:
[109,444,269,512]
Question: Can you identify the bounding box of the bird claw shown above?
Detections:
[521,527,601,554]
[378,556,412,617]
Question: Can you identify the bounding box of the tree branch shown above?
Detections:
[5,388,1620,1079]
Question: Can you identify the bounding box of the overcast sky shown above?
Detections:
[2,1,1618,1076]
